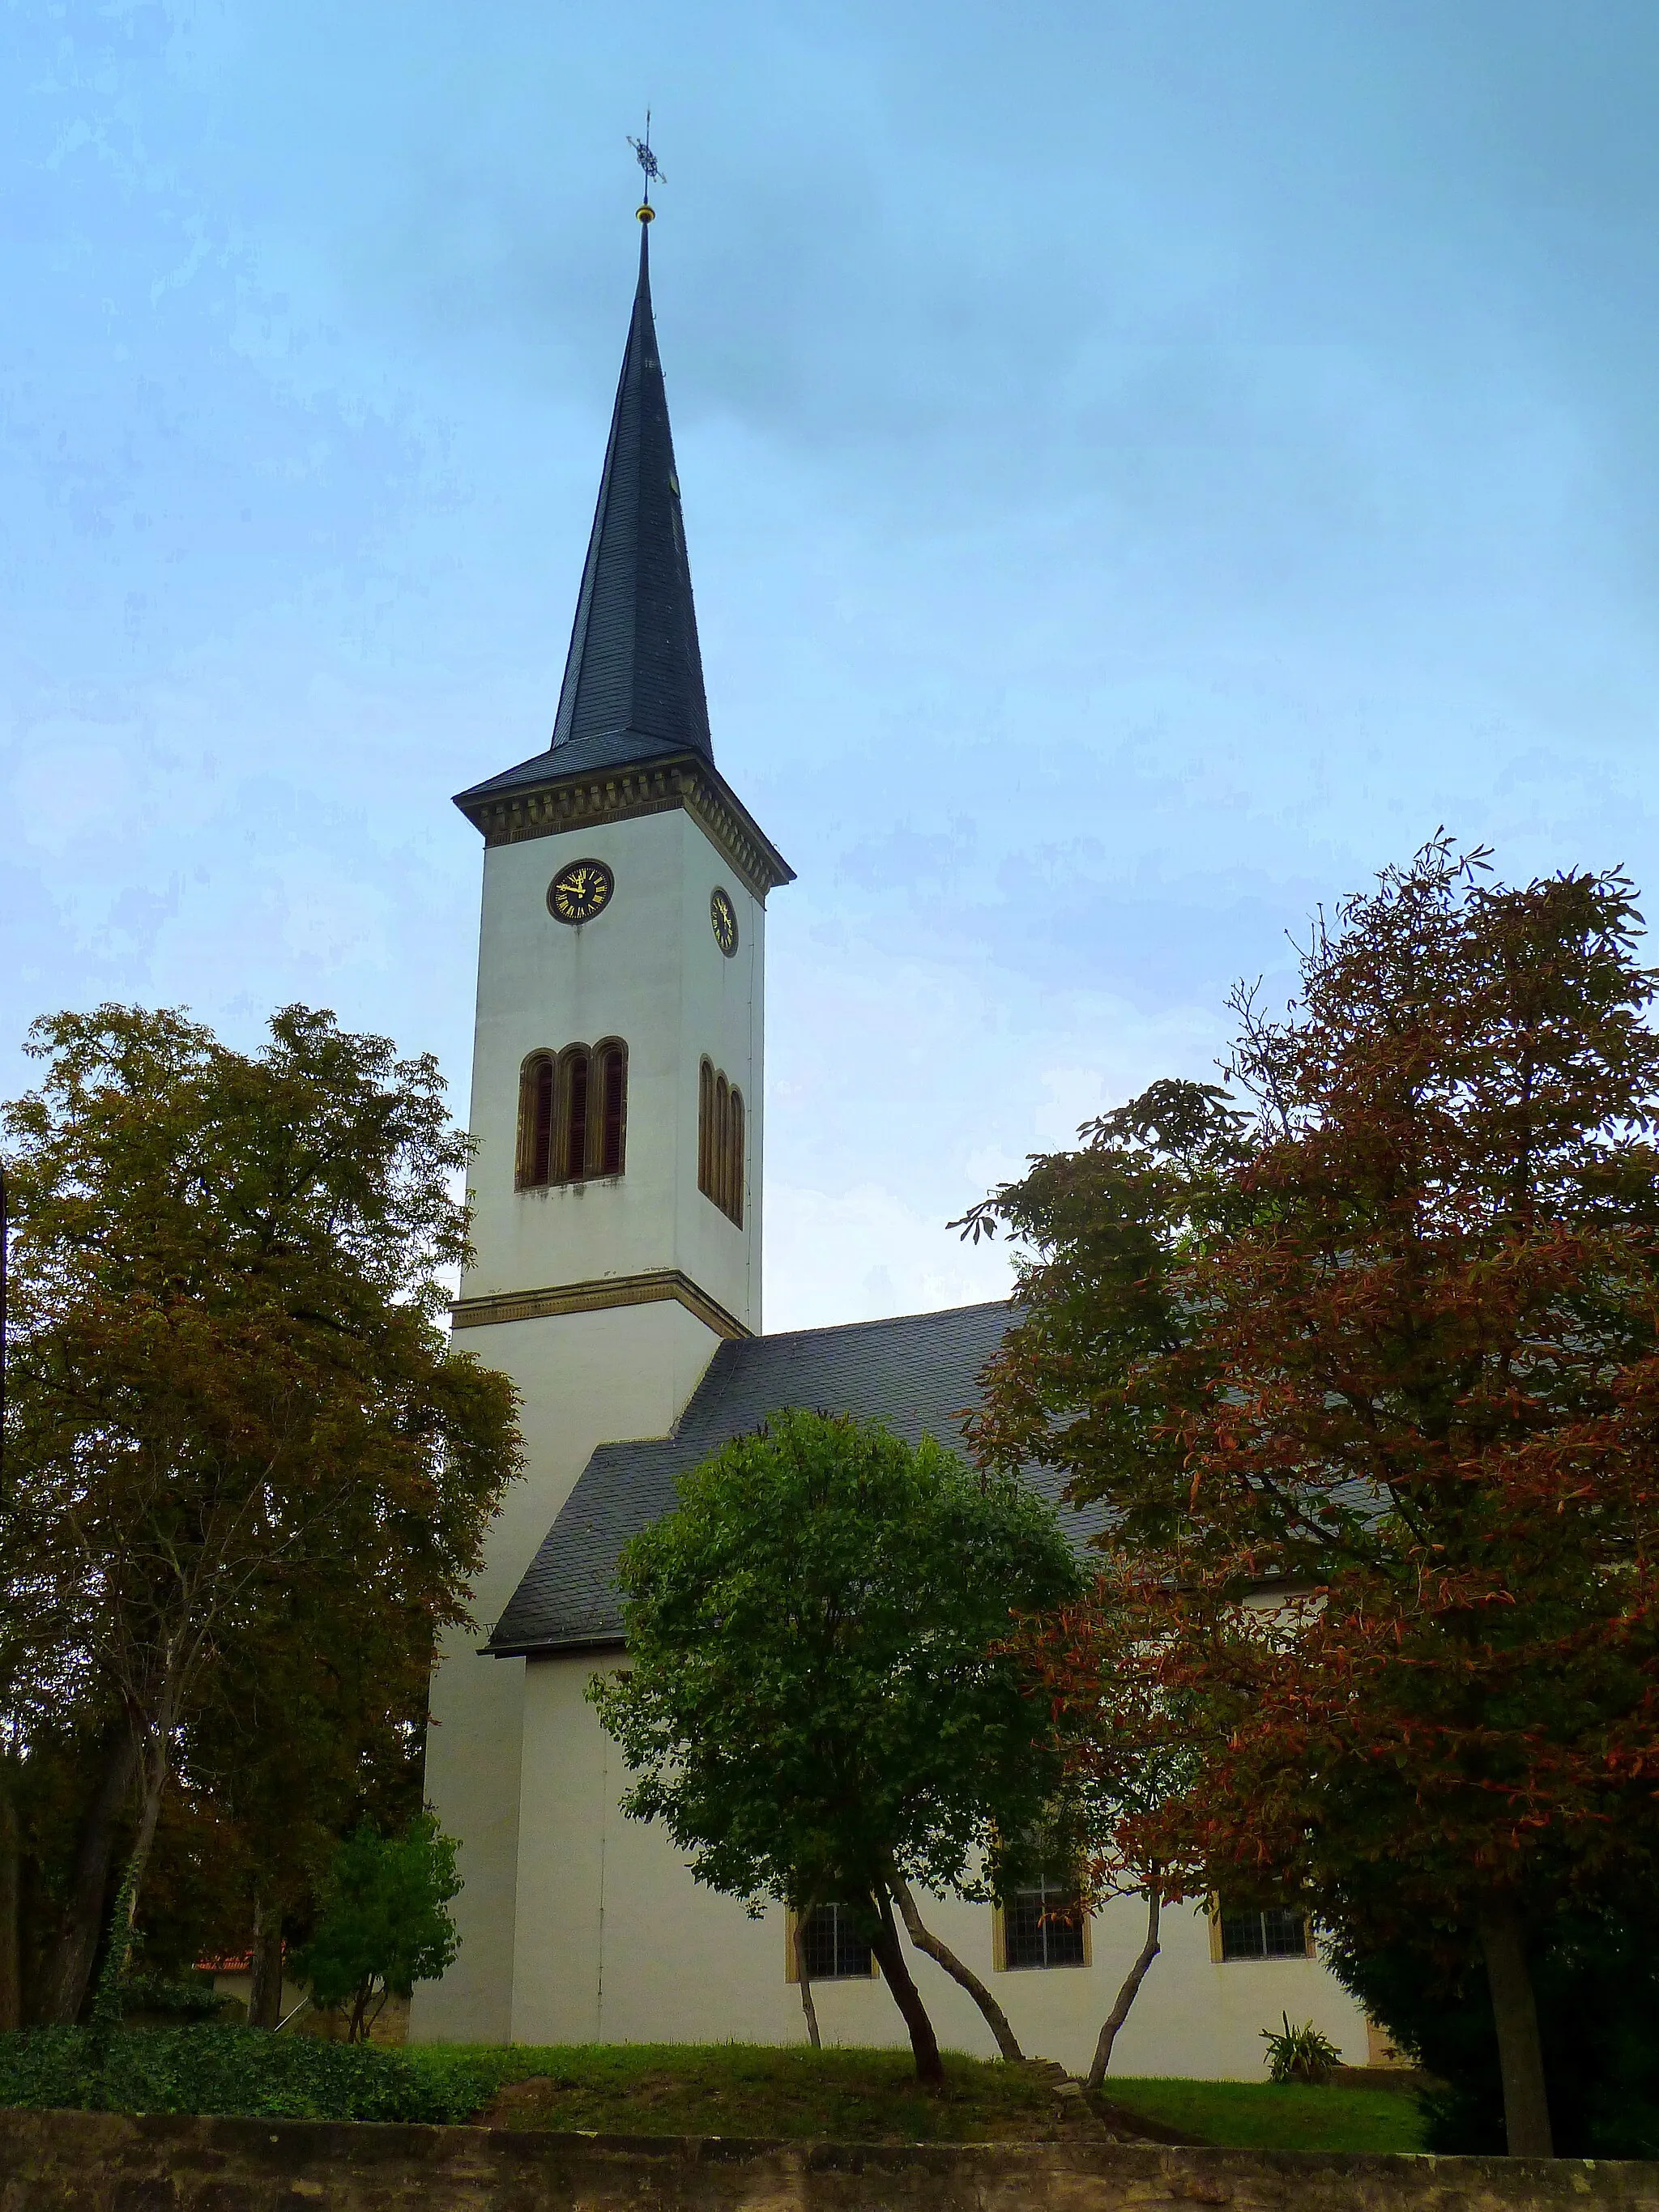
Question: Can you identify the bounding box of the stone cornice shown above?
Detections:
[450,1267,752,1341]
[454,753,794,905]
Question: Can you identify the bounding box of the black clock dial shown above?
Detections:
[710,886,739,957]
[548,859,615,925]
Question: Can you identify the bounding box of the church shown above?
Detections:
[410,204,1371,2079]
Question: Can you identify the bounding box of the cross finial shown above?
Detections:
[628,113,663,219]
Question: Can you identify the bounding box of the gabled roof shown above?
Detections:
[487,1300,1108,1657]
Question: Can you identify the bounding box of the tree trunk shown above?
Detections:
[0,1763,19,2031]
[792,1896,821,2050]
[36,1722,139,2023]
[248,1894,284,2029]
[120,1732,171,1938]
[1087,1882,1162,2090]
[865,1886,945,2086]
[87,1726,173,2046]
[1478,1901,1553,2157]
[890,1873,1022,2061]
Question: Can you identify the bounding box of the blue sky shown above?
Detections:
[5,1,1658,1329]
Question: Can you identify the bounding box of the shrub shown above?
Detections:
[1329,1908,1659,2158]
[119,1974,227,2022]
[0,2026,495,2122]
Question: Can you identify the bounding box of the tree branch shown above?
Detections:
[890,1873,1023,2062]
[1086,1881,1161,2090]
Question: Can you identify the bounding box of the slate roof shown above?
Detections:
[487,1299,1109,1657]
[453,727,692,806]
[544,215,708,761]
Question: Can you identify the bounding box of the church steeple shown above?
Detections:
[452,203,790,901]
[551,211,712,761]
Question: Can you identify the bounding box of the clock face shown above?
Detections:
[548,859,615,926]
[710,886,739,957]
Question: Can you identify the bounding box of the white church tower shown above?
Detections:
[416,203,792,2042]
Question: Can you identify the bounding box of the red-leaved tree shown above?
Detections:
[964,841,1659,2156]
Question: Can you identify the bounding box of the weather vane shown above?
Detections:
[627,113,663,217]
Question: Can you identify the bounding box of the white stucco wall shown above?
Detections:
[463,808,766,1331]
[507,1653,1371,2080]
[412,1298,725,2044]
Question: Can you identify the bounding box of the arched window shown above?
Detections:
[518,1051,556,1188]
[561,1045,590,1182]
[697,1056,744,1227]
[598,1041,626,1176]
[516,1041,628,1189]
[697,1059,714,1196]
[729,1089,744,1224]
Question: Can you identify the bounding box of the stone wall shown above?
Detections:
[4,2112,1659,2212]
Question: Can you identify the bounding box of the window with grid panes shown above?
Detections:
[798,1903,872,1980]
[1003,1876,1086,1969]
[1218,1905,1310,1960]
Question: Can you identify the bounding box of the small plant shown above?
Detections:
[292,1813,461,2043]
[1261,2014,1343,2086]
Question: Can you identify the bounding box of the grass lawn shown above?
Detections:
[436,2044,1427,2153]
[1102,2077,1427,2156]
[456,2044,1097,2143]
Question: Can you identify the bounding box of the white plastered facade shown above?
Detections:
[508,1652,1371,2078]
[460,806,765,1330]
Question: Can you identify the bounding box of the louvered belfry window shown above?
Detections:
[599,1043,626,1177]
[517,1041,627,1189]
[697,1057,744,1226]
[562,1047,591,1181]
[523,1052,556,1187]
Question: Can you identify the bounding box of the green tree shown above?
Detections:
[0,1003,519,2022]
[293,1814,461,2042]
[966,842,1659,2156]
[589,1409,1082,2084]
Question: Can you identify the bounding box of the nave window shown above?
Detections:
[786,1903,876,1982]
[997,1873,1088,1971]
[1215,1903,1314,1961]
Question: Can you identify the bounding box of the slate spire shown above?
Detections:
[550,212,713,760]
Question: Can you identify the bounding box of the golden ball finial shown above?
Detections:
[637,202,655,223]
